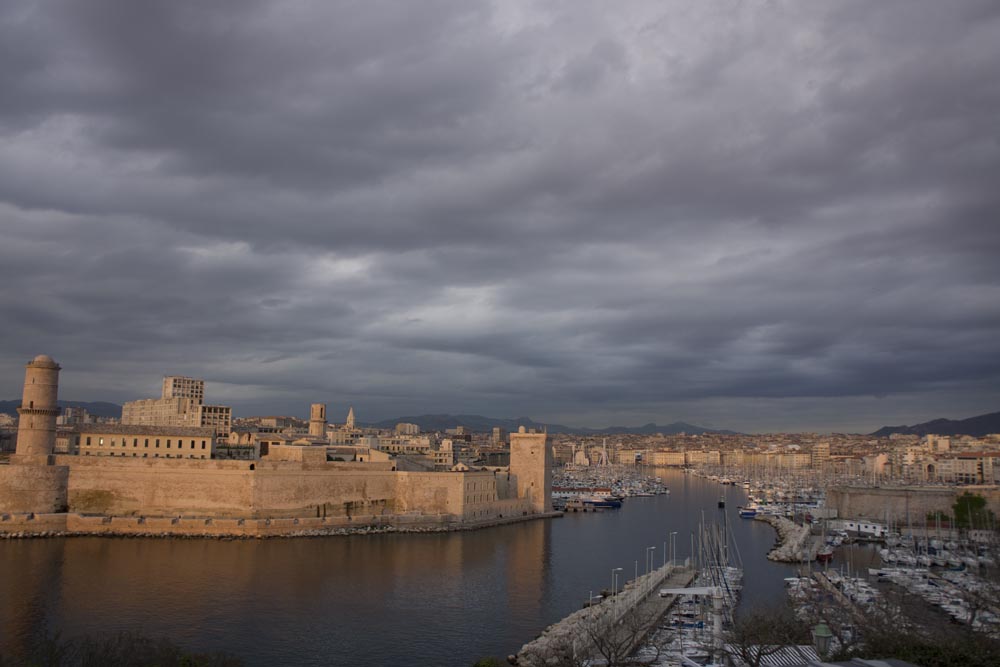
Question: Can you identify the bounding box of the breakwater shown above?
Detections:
[756,515,818,562]
[0,510,560,539]
[513,564,696,666]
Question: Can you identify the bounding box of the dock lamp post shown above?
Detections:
[812,622,833,658]
[670,532,677,567]
[646,546,656,575]
[611,567,623,602]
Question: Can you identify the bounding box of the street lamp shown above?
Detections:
[812,622,833,658]
[670,531,678,567]
[646,546,656,575]
[611,567,623,601]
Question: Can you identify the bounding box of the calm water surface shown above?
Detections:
[0,469,801,666]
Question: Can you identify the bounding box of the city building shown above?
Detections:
[122,375,231,438]
[162,376,205,402]
[395,422,420,436]
[70,424,215,459]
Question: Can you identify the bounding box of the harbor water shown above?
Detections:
[0,469,801,666]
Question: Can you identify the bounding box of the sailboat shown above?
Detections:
[816,520,833,563]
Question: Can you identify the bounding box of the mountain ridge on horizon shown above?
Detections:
[370,413,738,435]
[871,409,1000,438]
[0,400,735,434]
[0,399,122,419]
[4,400,997,438]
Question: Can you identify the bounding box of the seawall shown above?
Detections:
[0,510,562,539]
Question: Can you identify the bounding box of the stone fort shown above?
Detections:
[0,356,554,536]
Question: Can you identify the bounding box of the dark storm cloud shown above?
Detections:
[1,0,999,432]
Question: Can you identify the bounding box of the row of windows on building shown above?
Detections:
[82,436,208,450]
[82,452,209,459]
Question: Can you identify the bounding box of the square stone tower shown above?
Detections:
[510,426,552,513]
[309,403,327,438]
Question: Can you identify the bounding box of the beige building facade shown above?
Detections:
[122,375,231,438]
[71,424,214,459]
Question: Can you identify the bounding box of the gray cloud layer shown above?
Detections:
[2,1,999,432]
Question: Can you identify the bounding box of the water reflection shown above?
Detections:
[2,469,805,666]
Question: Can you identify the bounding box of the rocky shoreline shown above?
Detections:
[0,510,562,540]
[755,514,817,562]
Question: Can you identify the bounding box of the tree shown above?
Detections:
[952,492,996,530]
[472,658,503,667]
[580,604,661,667]
[853,592,1000,667]
[827,574,1000,667]
[513,601,661,667]
[0,631,243,667]
[722,603,810,667]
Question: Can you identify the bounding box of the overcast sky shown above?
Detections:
[2,1,999,433]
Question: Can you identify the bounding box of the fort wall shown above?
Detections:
[59,456,255,517]
[0,355,550,535]
[827,485,1000,522]
[253,468,399,517]
[6,456,534,522]
[0,465,68,513]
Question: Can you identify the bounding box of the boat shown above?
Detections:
[580,494,622,509]
[816,544,834,563]
[563,498,602,512]
[737,505,757,518]
[717,496,725,509]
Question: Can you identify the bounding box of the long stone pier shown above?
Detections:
[512,563,696,666]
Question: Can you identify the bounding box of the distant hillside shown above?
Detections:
[581,421,740,436]
[0,400,122,419]
[371,414,736,435]
[872,410,1000,438]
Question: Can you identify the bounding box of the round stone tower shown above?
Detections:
[1,355,69,515]
[15,354,62,462]
[309,403,327,438]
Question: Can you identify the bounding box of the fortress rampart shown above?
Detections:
[827,485,1000,523]
[0,452,537,523]
[0,355,554,536]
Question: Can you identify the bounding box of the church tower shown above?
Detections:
[14,354,62,464]
[510,426,552,513]
[345,406,355,430]
[309,403,327,438]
